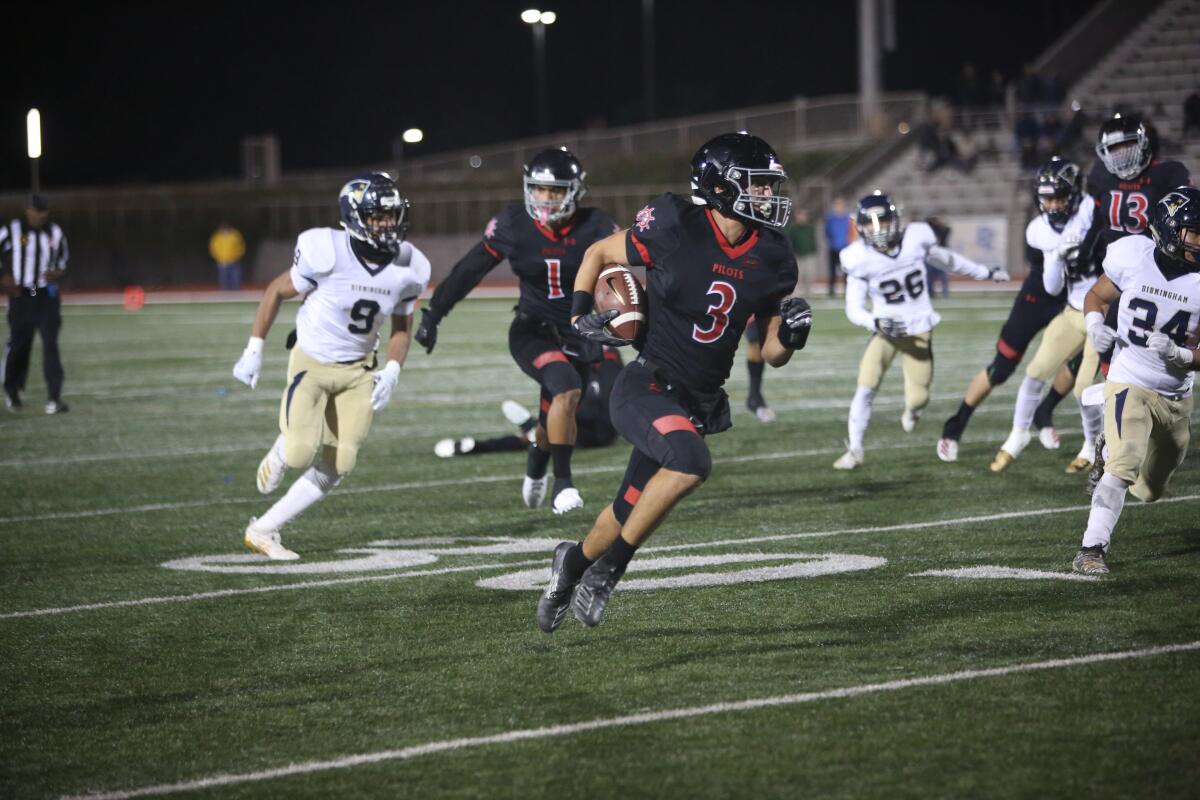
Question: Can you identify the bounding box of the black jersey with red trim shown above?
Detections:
[1080,158,1191,272]
[485,204,619,330]
[624,193,797,394]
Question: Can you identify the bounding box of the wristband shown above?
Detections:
[246,336,264,355]
[571,290,595,318]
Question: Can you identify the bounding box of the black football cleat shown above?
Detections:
[536,542,580,633]
[1085,434,1106,496]
[571,552,627,627]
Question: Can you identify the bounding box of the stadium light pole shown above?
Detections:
[522,9,556,134]
[26,108,41,193]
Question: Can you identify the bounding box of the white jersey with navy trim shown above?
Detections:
[1103,235,1200,398]
[290,228,430,364]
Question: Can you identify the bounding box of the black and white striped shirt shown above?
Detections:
[0,219,69,290]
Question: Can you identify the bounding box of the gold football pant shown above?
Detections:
[1103,382,1192,502]
[857,331,933,411]
[1024,307,1102,398]
[277,347,375,476]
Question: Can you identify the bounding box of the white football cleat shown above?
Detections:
[754,405,777,424]
[901,407,922,433]
[990,429,1032,472]
[434,438,456,458]
[833,448,863,470]
[244,518,300,561]
[523,475,548,508]
[256,435,287,495]
[1038,426,1061,450]
[552,487,584,515]
[936,437,959,462]
[502,400,533,428]
[1065,439,1094,474]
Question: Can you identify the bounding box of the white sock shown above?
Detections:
[1012,376,1045,431]
[1079,398,1104,443]
[1082,471,1128,550]
[848,386,875,453]
[257,462,341,530]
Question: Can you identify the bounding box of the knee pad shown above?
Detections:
[661,431,712,481]
[986,352,1019,386]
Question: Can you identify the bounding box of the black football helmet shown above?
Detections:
[1095,114,1152,181]
[690,133,792,228]
[1034,156,1083,229]
[1150,186,1200,269]
[523,147,586,225]
[338,172,410,253]
[856,191,902,252]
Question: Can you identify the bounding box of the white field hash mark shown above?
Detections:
[6,494,1198,620]
[63,640,1200,800]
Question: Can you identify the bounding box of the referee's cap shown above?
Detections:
[28,193,49,211]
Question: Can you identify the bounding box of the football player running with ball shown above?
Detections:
[535,133,813,632]
[834,191,1008,470]
[231,173,430,559]
[415,148,619,515]
[1072,187,1200,575]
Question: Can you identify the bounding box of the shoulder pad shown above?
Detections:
[296,228,338,276]
[906,221,936,248]
[403,243,433,287]
[839,242,866,273]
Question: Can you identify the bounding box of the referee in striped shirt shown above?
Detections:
[2,194,69,414]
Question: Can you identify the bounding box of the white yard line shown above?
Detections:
[62,640,1200,800]
[6,493,1197,620]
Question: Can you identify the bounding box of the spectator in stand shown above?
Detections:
[1184,90,1200,139]
[955,63,983,109]
[209,222,246,291]
[985,69,1008,109]
[824,196,852,297]
[1015,112,1042,170]
[1056,102,1088,162]
[1014,63,1046,108]
[786,206,818,295]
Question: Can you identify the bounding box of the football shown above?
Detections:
[594,265,646,343]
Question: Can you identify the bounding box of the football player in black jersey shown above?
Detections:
[534,133,813,632]
[415,148,619,515]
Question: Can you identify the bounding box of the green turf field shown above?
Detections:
[2,296,1197,799]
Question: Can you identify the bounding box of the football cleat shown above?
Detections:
[256,435,287,494]
[1065,440,1094,474]
[244,518,300,561]
[833,447,863,470]
[502,400,533,429]
[522,475,548,508]
[434,438,456,458]
[1038,426,1061,450]
[753,405,777,424]
[44,400,69,415]
[901,407,921,433]
[1072,544,1109,575]
[990,429,1032,472]
[936,437,959,462]
[536,542,580,633]
[5,395,21,412]
[1085,434,1106,496]
[552,486,584,515]
[571,552,627,627]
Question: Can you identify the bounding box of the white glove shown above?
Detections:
[988,266,1010,282]
[1147,332,1194,368]
[232,337,264,388]
[370,360,401,412]
[1086,311,1116,353]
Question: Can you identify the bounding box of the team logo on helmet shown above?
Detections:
[1161,191,1191,218]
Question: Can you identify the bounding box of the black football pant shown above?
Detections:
[3,292,64,402]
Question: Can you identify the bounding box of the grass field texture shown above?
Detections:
[1,295,1197,799]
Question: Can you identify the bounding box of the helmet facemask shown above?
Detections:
[340,174,410,255]
[1096,126,1151,181]
[723,167,792,229]
[361,203,407,252]
[523,172,584,225]
[857,201,902,253]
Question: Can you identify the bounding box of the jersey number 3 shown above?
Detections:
[693,281,737,344]
[348,299,381,334]
[1127,298,1191,347]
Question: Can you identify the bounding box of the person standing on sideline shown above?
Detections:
[1,194,70,414]
[786,205,818,295]
[209,222,246,291]
[824,196,852,296]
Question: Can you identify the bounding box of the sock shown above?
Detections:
[526,444,550,479]
[469,435,526,455]
[941,401,976,440]
[848,386,875,453]
[607,535,639,571]
[1033,386,1067,429]
[563,541,594,581]
[1082,472,1128,550]
[257,466,336,530]
[518,418,536,435]
[1012,376,1045,431]
[551,443,573,481]
[746,360,765,404]
[1079,398,1104,443]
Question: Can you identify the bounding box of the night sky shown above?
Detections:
[1,0,1096,190]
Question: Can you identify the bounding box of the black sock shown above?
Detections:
[746,360,765,405]
[470,435,526,455]
[563,541,594,580]
[551,443,573,480]
[607,536,639,571]
[941,401,976,440]
[518,417,536,435]
[527,444,550,479]
[1033,388,1066,429]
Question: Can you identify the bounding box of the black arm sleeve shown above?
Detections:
[427,241,502,318]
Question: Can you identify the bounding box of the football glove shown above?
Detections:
[233,337,264,388]
[371,360,401,411]
[988,266,1010,282]
[414,308,440,354]
[1147,332,1193,368]
[875,317,907,338]
[573,309,626,345]
[778,297,812,350]
[1085,311,1116,353]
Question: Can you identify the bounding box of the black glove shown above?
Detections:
[778,297,812,350]
[415,308,440,354]
[874,317,907,338]
[573,309,626,345]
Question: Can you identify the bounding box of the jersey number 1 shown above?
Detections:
[693,281,737,344]
[546,259,564,300]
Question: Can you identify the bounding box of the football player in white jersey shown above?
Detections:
[1073,187,1200,574]
[231,173,431,559]
[991,158,1103,473]
[834,191,1008,469]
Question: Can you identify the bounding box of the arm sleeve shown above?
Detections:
[924,245,991,280]
[844,276,876,331]
[427,241,501,318]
